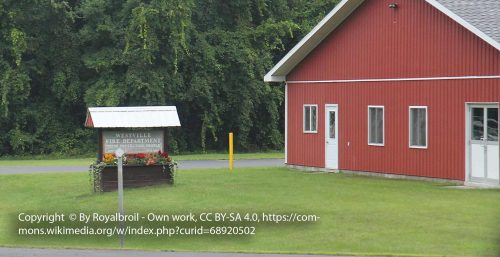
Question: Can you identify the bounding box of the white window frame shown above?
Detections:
[303,104,318,133]
[368,105,384,146]
[409,106,428,149]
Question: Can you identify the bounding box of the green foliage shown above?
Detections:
[9,28,26,67]
[0,0,340,155]
[8,126,35,153]
[88,161,105,192]
[0,67,30,117]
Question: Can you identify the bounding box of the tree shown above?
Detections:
[0,0,340,155]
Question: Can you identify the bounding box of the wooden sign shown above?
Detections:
[102,130,164,154]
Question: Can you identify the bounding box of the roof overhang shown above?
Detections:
[85,106,181,128]
[264,0,500,83]
[264,0,365,82]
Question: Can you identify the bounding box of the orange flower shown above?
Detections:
[103,153,116,164]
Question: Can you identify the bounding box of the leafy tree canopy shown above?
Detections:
[0,0,339,155]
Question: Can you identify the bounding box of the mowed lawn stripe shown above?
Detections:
[0,167,499,256]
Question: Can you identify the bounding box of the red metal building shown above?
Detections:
[265,0,500,186]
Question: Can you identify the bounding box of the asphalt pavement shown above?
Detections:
[0,159,284,174]
[0,248,358,257]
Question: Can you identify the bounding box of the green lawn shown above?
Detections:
[0,152,284,166]
[1,167,499,256]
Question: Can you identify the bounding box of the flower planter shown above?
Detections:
[94,165,173,192]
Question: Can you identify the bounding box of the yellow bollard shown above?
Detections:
[229,132,234,171]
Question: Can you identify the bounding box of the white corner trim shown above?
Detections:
[284,83,288,164]
[425,0,500,52]
[287,75,500,84]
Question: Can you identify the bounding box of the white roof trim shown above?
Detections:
[86,106,181,128]
[425,0,500,52]
[264,0,500,83]
[264,0,364,82]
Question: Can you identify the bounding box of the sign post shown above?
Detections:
[115,148,125,248]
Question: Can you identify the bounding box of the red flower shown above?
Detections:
[160,151,169,158]
[136,153,146,159]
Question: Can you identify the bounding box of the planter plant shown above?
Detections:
[89,151,177,192]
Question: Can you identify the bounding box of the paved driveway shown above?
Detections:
[0,159,284,174]
[0,248,358,257]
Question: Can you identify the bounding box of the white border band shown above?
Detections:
[287,75,500,84]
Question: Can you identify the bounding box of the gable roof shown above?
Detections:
[264,0,500,82]
[426,0,500,49]
[85,106,181,128]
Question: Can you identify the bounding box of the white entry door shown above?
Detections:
[469,105,499,183]
[325,105,338,169]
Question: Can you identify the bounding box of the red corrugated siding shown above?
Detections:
[285,0,500,180]
[288,0,499,81]
[288,80,500,180]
